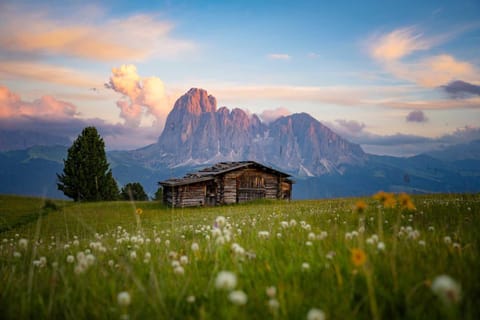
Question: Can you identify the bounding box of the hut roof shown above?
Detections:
[159,161,291,187]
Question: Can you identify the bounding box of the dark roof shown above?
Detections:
[159,161,291,187]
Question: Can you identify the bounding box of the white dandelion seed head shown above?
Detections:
[215,271,237,290]
[268,298,280,310]
[431,275,461,305]
[18,238,28,249]
[66,255,75,264]
[173,265,185,275]
[302,262,310,271]
[377,242,386,251]
[228,290,248,305]
[117,291,131,307]
[266,286,277,298]
[258,231,270,239]
[307,308,326,320]
[191,242,199,252]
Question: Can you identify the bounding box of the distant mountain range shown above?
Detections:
[1,88,479,199]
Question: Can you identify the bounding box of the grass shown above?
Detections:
[0,193,479,319]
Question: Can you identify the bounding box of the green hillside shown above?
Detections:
[0,194,479,319]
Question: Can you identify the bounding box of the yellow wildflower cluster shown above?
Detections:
[373,191,415,211]
[351,248,367,267]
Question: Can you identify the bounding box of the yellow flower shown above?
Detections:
[135,208,143,215]
[351,248,367,267]
[373,191,396,208]
[398,193,416,211]
[354,200,368,214]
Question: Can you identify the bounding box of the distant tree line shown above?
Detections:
[57,126,162,202]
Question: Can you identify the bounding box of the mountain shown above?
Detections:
[0,88,479,199]
[426,140,480,161]
[132,88,366,176]
[0,129,70,152]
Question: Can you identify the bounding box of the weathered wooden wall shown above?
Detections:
[162,165,292,207]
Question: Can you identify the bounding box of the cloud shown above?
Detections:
[406,110,428,123]
[0,5,195,62]
[442,80,480,98]
[0,85,161,150]
[335,119,366,133]
[0,85,78,119]
[105,64,171,128]
[267,53,291,60]
[369,27,431,61]
[368,26,480,87]
[379,96,480,110]
[259,107,291,123]
[0,61,102,88]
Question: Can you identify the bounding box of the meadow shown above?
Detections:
[0,193,479,319]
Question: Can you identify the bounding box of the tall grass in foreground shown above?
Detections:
[0,194,479,319]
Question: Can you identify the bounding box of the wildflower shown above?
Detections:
[215,271,237,290]
[418,240,426,246]
[66,255,75,264]
[373,191,396,208]
[280,221,289,229]
[354,200,367,214]
[444,236,452,245]
[398,193,416,211]
[351,248,366,267]
[431,275,461,305]
[191,242,199,252]
[308,232,316,241]
[266,286,277,298]
[268,298,280,310]
[301,262,311,271]
[135,208,143,215]
[305,241,313,246]
[258,231,270,239]
[173,265,185,275]
[326,251,335,260]
[18,238,28,249]
[180,255,189,265]
[13,251,21,258]
[307,308,326,320]
[215,216,226,228]
[186,295,196,303]
[377,242,385,251]
[228,290,248,305]
[117,291,131,307]
[130,251,137,260]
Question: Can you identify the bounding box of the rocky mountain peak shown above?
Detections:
[150,88,366,175]
[174,88,217,115]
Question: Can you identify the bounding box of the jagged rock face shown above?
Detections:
[150,88,366,175]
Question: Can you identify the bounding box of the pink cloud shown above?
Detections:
[106,64,172,128]
[0,61,102,88]
[368,26,480,87]
[0,6,195,62]
[259,107,291,123]
[0,85,78,119]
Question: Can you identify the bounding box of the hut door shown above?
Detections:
[206,183,217,206]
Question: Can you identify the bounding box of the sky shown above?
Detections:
[0,0,479,156]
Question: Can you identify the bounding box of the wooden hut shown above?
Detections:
[159,161,293,207]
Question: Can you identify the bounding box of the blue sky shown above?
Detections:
[0,0,479,155]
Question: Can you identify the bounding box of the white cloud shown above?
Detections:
[267,53,291,60]
[259,107,291,123]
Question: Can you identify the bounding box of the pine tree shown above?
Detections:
[120,182,149,201]
[57,126,119,201]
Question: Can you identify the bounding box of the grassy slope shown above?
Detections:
[0,194,479,319]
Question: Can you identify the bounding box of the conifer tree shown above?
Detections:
[120,182,149,201]
[57,127,119,201]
